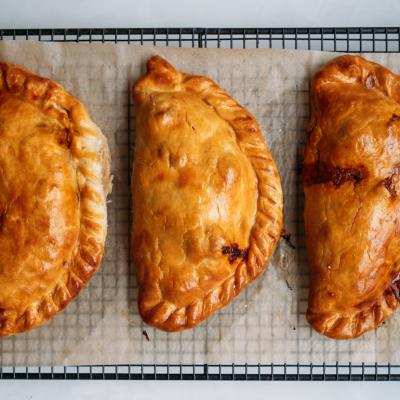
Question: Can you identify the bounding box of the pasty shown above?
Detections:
[304,55,400,339]
[0,63,111,335]
[132,56,283,332]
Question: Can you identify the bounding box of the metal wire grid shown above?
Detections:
[0,28,399,52]
[0,363,399,381]
[0,27,399,381]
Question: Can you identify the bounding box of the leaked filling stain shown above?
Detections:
[389,113,400,123]
[0,211,5,231]
[383,165,400,198]
[391,273,400,301]
[58,127,72,148]
[222,243,248,264]
[142,330,150,342]
[281,228,296,249]
[303,161,367,187]
[384,175,397,198]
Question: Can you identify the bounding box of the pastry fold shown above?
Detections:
[132,56,283,332]
[304,55,400,339]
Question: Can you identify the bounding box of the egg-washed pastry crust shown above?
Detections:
[132,56,283,332]
[0,63,111,336]
[304,55,400,339]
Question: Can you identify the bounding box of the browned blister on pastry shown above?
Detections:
[304,55,400,339]
[0,63,111,336]
[132,56,283,332]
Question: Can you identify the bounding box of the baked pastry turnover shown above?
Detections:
[132,56,283,332]
[304,55,400,339]
[0,63,111,336]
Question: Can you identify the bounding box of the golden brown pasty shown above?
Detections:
[304,55,400,339]
[0,63,111,336]
[132,56,283,332]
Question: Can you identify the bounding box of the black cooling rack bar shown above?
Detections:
[0,27,399,52]
[0,364,399,381]
[0,26,399,381]
[1,27,399,35]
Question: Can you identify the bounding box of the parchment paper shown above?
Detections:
[0,41,399,366]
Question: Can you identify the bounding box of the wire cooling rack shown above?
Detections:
[0,27,400,381]
[0,27,400,51]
